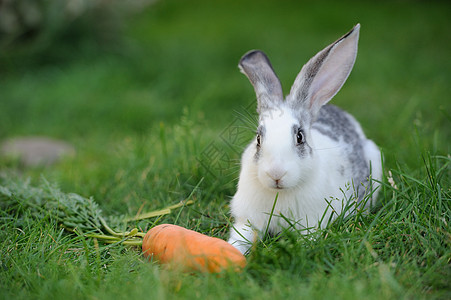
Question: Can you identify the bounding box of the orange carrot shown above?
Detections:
[142,224,246,273]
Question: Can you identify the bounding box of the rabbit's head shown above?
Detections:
[239,24,360,191]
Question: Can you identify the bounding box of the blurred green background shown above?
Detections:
[1,0,450,210]
[0,0,449,200]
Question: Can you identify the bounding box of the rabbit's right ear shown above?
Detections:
[288,24,360,121]
[239,50,284,114]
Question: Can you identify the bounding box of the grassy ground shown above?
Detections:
[0,0,450,299]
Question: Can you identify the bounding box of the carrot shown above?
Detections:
[142,224,246,273]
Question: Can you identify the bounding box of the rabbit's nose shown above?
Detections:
[266,170,287,182]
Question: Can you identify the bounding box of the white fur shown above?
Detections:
[228,107,372,254]
[227,24,382,254]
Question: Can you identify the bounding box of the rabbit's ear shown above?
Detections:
[288,24,360,120]
[239,50,284,113]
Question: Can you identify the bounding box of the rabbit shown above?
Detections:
[227,24,382,255]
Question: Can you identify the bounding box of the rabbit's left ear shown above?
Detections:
[288,24,360,120]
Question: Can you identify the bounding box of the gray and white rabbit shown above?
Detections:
[228,24,382,254]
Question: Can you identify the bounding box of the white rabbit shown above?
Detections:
[228,24,382,255]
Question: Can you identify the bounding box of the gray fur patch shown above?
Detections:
[292,124,312,157]
[254,125,265,161]
[313,104,370,201]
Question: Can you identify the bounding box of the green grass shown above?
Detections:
[0,0,450,299]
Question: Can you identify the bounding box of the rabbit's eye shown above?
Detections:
[296,129,304,145]
[256,134,262,146]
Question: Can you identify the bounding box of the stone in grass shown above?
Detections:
[1,136,75,167]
